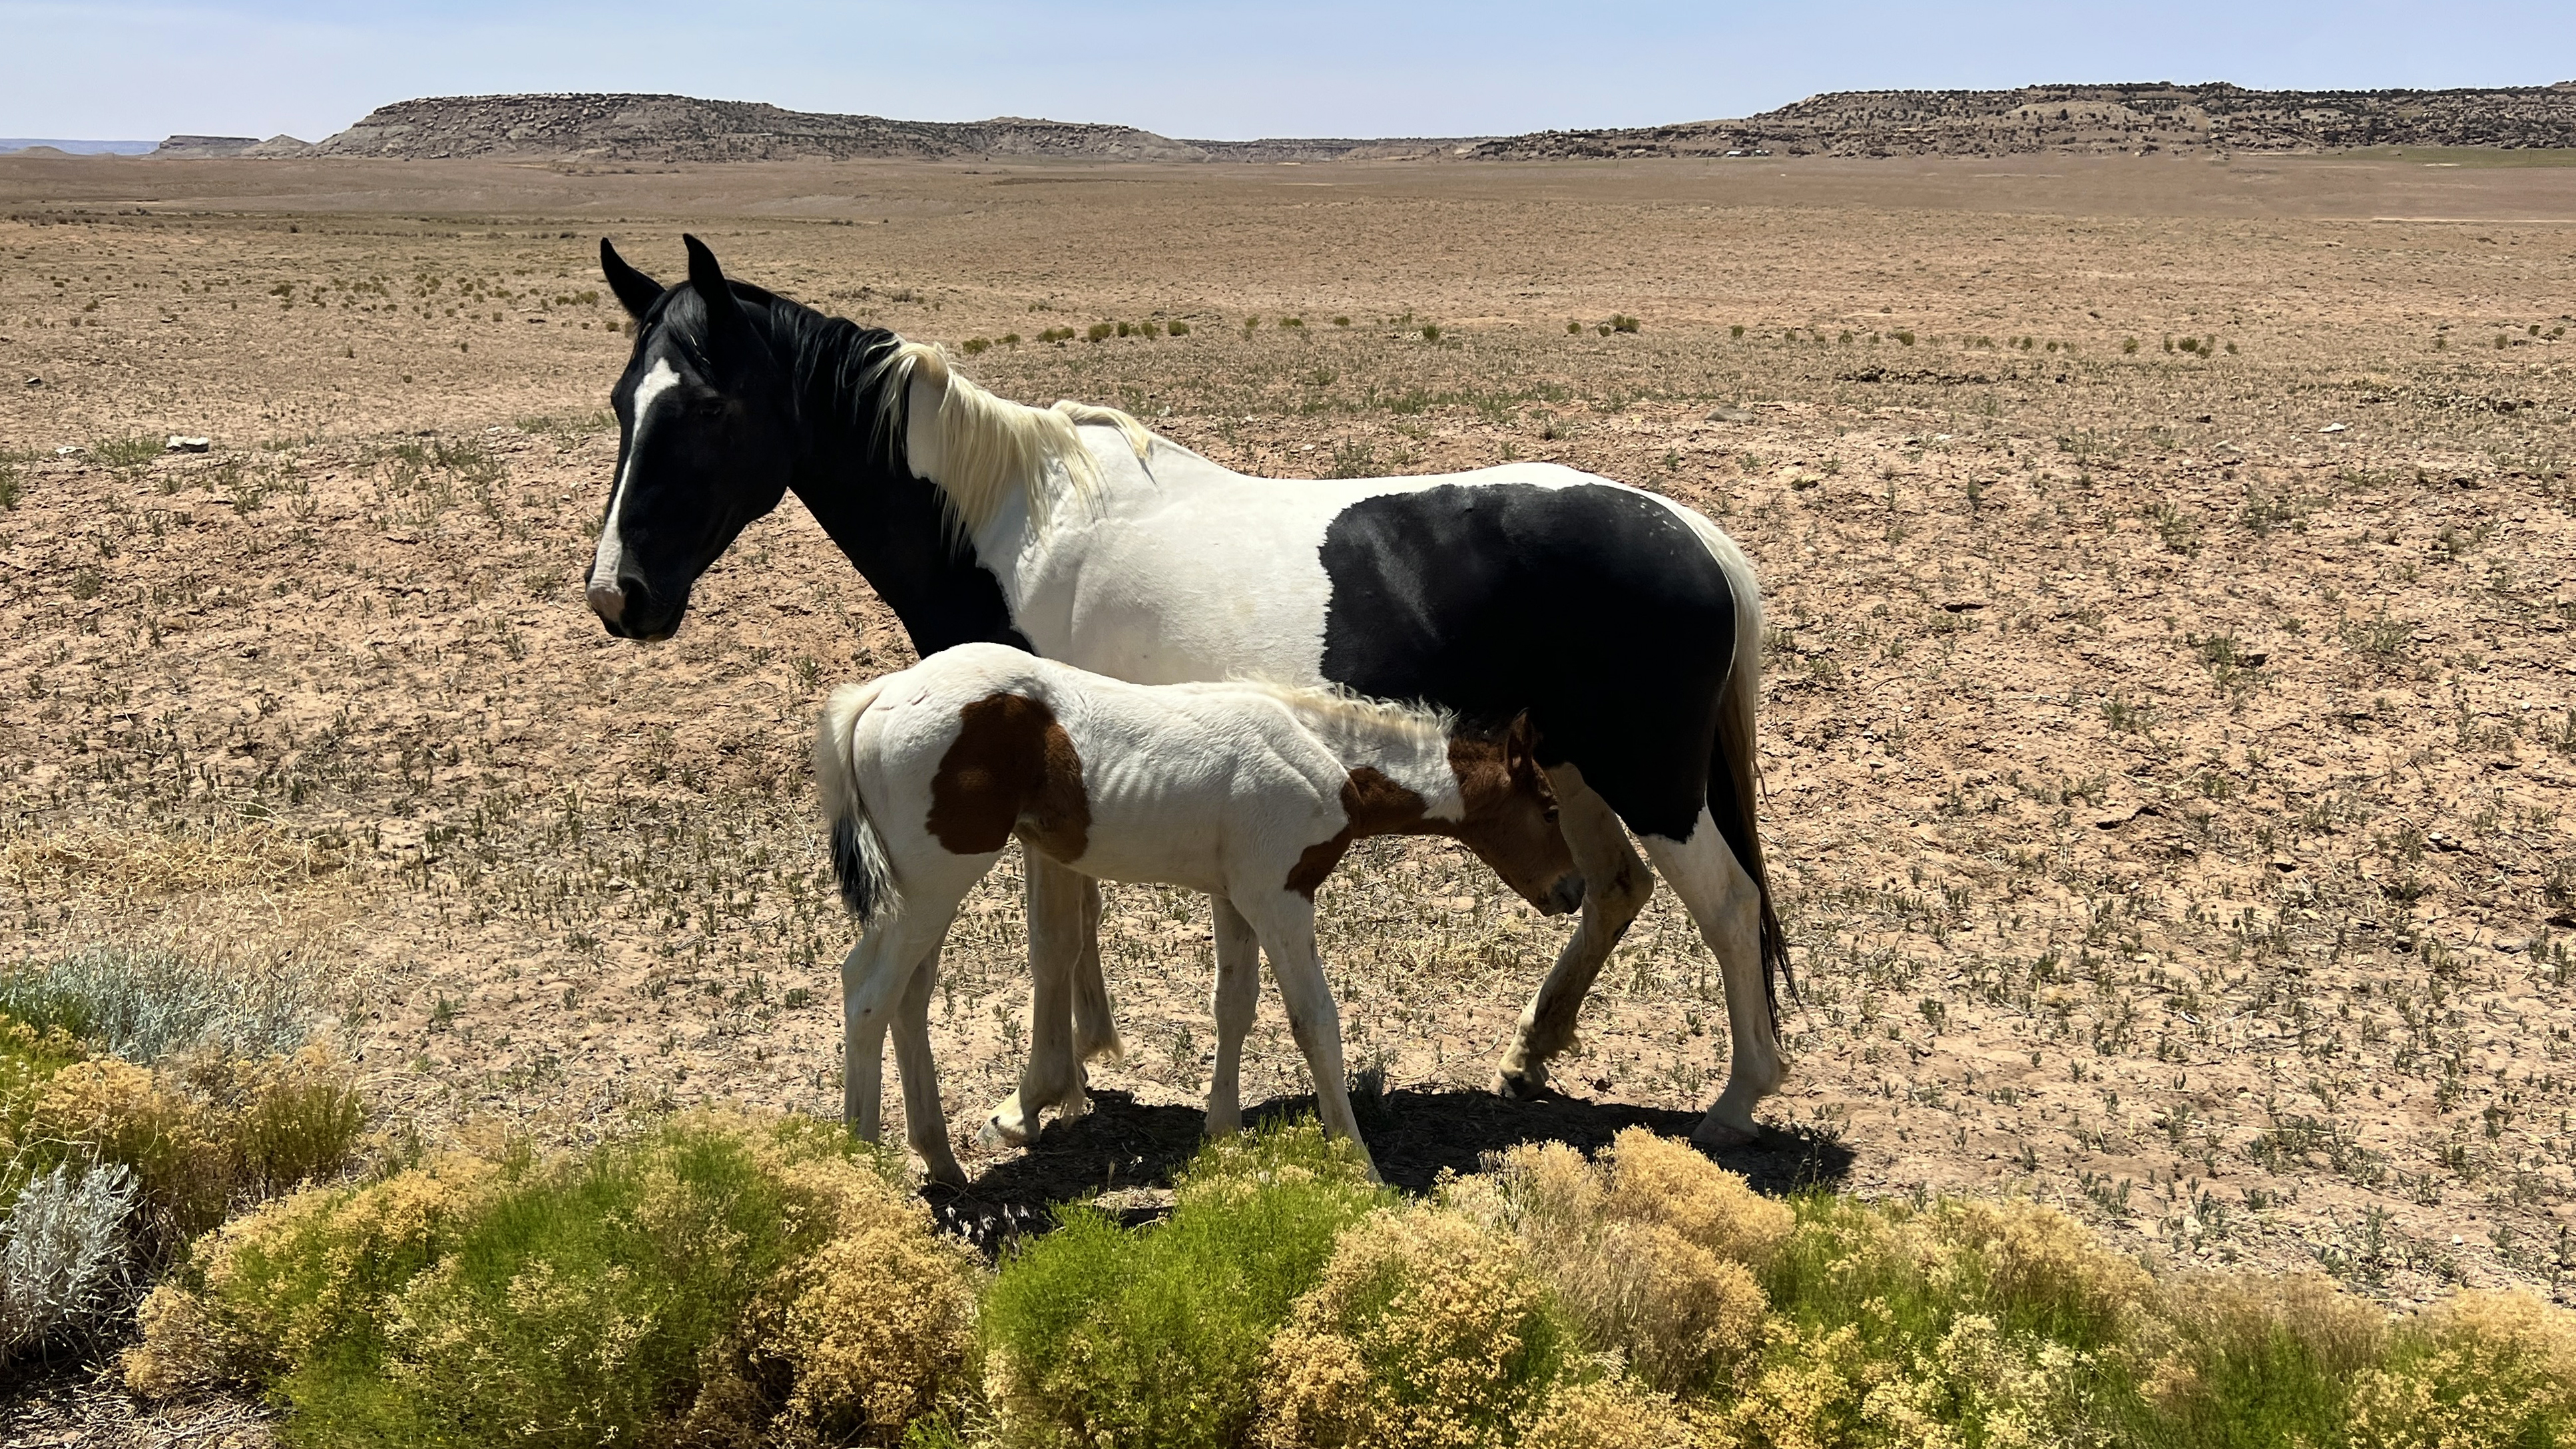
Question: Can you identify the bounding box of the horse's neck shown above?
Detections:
[781,325,1029,655]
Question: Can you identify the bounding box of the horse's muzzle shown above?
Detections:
[1542,873,1587,918]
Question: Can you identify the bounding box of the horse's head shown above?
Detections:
[1449,713,1586,917]
[587,235,799,641]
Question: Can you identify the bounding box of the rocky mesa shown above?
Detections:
[146,81,2576,165]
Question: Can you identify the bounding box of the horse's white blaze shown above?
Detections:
[591,358,681,591]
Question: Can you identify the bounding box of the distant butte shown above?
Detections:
[146,82,2576,164]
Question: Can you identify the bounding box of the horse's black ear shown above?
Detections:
[600,239,663,319]
[682,233,751,347]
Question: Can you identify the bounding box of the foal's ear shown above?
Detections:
[599,238,664,319]
[1502,710,1542,781]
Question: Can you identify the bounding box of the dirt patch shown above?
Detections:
[1,155,2573,1360]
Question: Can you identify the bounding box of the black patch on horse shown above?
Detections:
[1316,483,1736,843]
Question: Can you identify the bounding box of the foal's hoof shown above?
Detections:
[1493,1062,1550,1100]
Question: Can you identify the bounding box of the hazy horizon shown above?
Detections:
[3,0,2571,146]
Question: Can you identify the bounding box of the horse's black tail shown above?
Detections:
[814,679,900,927]
[1698,528,1793,1034]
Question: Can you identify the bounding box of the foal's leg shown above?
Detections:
[983,852,1095,1148]
[889,934,967,1187]
[1639,806,1784,1147]
[1204,895,1261,1137]
[842,908,961,1143]
[1235,894,1379,1181]
[1495,767,1655,1098]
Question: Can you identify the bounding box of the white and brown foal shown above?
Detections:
[814,642,1584,1184]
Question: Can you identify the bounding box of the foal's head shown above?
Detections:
[587,236,802,641]
[1448,714,1585,917]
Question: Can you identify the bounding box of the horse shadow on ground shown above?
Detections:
[928,1086,1855,1252]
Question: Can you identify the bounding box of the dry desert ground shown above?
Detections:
[3,149,2573,1357]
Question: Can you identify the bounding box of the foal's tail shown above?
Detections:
[1682,514,1794,1032]
[815,678,901,927]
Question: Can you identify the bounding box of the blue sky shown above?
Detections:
[4,1,2570,144]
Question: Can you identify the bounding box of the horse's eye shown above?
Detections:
[1543,807,1560,824]
[694,397,728,419]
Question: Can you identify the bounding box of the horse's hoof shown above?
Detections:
[1493,1063,1549,1100]
[1204,1113,1243,1139]
[978,1112,1037,1150]
[1690,1117,1760,1151]
[925,1162,971,1190]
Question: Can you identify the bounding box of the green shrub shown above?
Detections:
[1449,1130,1783,1396]
[2142,1273,2382,1449]
[0,461,19,510]
[128,1112,978,1448]
[1167,319,1190,337]
[0,943,316,1064]
[1087,322,1115,343]
[961,337,991,355]
[1258,1205,1574,1448]
[2346,1291,2576,1449]
[983,1121,1385,1449]
[1609,313,1640,333]
[0,1159,138,1357]
[1420,324,1440,342]
[2,1000,369,1366]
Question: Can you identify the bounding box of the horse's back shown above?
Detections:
[1054,429,1749,838]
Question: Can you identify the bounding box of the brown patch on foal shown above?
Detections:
[1285,767,1428,899]
[925,692,1091,861]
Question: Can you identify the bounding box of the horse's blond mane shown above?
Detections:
[869,340,1155,537]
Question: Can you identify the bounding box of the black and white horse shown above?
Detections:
[586,236,1790,1148]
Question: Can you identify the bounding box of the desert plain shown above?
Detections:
[1,146,2572,1342]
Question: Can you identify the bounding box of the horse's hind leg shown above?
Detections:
[1204,895,1260,1137]
[1495,767,1654,1098]
[1639,807,1784,1147]
[890,936,967,1187]
[1069,875,1122,1066]
[982,853,1096,1148]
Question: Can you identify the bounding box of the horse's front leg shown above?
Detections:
[1236,894,1379,1181]
[1640,811,1784,1147]
[1495,768,1653,1098]
[981,851,1096,1147]
[1204,895,1260,1137]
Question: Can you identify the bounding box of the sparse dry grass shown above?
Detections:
[0,154,2569,1372]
